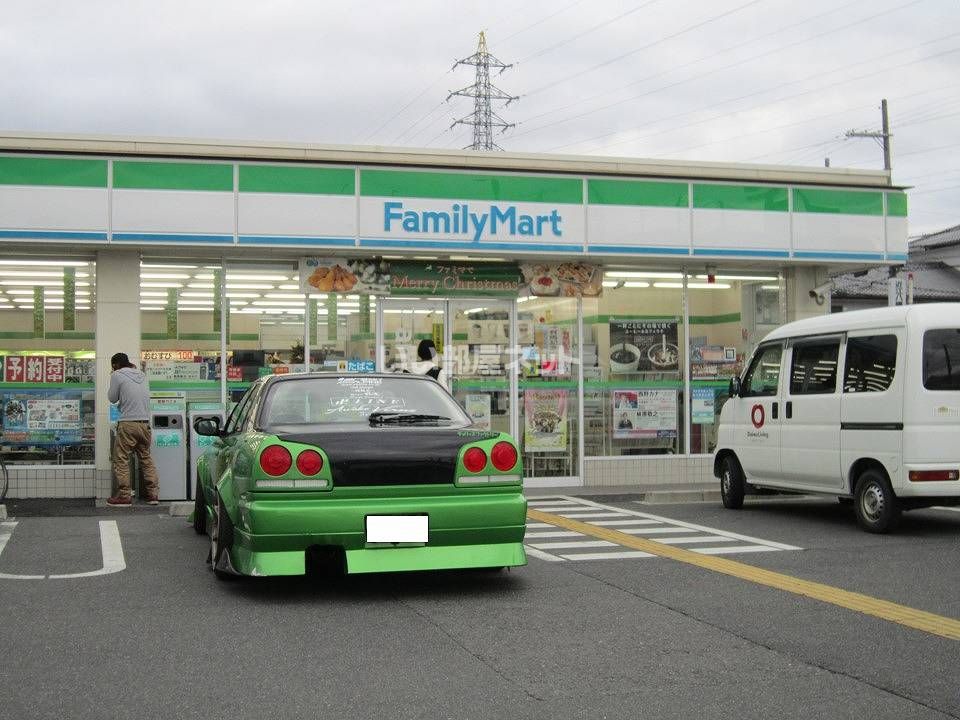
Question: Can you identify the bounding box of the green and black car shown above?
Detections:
[192,373,527,579]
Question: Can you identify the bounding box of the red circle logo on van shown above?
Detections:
[751,404,765,429]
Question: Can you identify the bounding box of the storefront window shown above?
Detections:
[584,272,685,457]
[687,272,780,454]
[516,295,579,479]
[0,258,96,465]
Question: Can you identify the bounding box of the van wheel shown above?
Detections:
[720,456,745,509]
[854,470,900,533]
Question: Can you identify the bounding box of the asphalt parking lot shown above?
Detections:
[0,496,957,720]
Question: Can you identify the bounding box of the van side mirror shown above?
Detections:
[193,417,222,437]
[728,377,742,398]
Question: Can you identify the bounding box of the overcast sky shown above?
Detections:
[2,0,958,234]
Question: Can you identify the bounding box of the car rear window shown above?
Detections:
[923,328,960,391]
[260,376,469,425]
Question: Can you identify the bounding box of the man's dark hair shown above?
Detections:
[111,352,134,369]
[417,339,437,362]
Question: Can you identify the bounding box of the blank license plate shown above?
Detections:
[365,515,428,543]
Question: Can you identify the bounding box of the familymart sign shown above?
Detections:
[383,201,564,243]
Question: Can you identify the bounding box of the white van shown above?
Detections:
[714,303,960,532]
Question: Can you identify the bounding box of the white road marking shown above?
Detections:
[529,540,616,550]
[0,520,126,580]
[523,496,802,563]
[523,546,564,562]
[562,550,655,561]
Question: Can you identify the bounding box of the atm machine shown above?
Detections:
[186,402,225,500]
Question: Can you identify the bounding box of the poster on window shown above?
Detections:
[608,318,680,373]
[464,394,491,430]
[692,387,716,424]
[612,389,677,439]
[2,392,83,444]
[524,389,568,453]
[538,325,571,377]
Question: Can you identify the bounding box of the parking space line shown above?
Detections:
[523,546,564,562]
[0,520,126,580]
[529,540,616,550]
[524,530,582,539]
[556,512,632,519]
[562,550,655,561]
[528,508,960,641]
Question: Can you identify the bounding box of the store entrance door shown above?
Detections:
[379,298,446,382]
[448,299,516,440]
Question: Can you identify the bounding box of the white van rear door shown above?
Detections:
[781,336,843,490]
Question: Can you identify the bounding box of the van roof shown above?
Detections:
[762,303,959,342]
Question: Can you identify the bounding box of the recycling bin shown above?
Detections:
[151,410,187,500]
[186,404,225,500]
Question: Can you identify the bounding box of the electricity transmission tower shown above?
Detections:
[447,32,518,151]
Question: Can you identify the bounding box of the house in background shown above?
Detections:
[831,223,960,312]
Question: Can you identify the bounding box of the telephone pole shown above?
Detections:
[447,32,518,151]
[845,98,892,172]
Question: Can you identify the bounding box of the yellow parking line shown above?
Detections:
[527,508,960,641]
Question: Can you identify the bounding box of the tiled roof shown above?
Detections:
[910,224,960,250]
[831,261,960,300]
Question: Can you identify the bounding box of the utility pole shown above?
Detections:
[845,99,892,172]
[447,32,518,151]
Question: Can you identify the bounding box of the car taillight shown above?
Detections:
[259,445,292,476]
[463,447,487,473]
[296,449,323,476]
[909,469,959,482]
[491,441,518,471]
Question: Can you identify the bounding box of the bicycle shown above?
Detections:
[0,451,7,503]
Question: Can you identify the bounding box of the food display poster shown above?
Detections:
[608,318,680,373]
[537,325,571,377]
[464,394,492,430]
[692,387,716,424]
[2,391,83,444]
[301,258,522,298]
[524,389,568,453]
[612,389,678,439]
[520,262,603,297]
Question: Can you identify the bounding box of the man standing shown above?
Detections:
[107,352,159,506]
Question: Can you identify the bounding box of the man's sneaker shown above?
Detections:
[145,496,160,506]
[106,495,132,507]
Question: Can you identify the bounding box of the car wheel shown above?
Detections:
[192,485,207,535]
[854,470,900,533]
[209,492,237,581]
[720,456,745,509]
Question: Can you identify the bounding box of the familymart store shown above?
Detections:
[0,133,907,499]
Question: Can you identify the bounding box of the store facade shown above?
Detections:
[0,134,908,498]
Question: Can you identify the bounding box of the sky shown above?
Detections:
[1,0,958,235]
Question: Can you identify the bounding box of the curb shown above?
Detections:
[169,501,193,517]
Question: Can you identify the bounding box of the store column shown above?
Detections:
[94,248,142,498]
[784,266,831,323]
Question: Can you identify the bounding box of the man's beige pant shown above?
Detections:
[113,420,160,499]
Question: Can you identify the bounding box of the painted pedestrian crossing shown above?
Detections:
[525,496,801,562]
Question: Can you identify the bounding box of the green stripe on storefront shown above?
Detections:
[360,169,582,204]
[114,161,233,191]
[44,332,95,340]
[141,332,259,341]
[0,156,108,187]
[694,184,788,212]
[887,193,908,217]
[0,332,37,339]
[239,165,355,195]
[793,188,883,216]
[588,179,688,207]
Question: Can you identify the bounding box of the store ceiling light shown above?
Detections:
[225,292,261,298]
[694,274,778,281]
[177,299,215,305]
[194,273,288,282]
[140,291,168,297]
[447,255,507,262]
[2,280,68,286]
[605,271,684,279]
[0,260,89,267]
[0,271,66,278]
[253,300,306,307]
[140,263,198,269]
[140,282,184,288]
[277,284,300,291]
[654,282,731,289]
[760,285,781,291]
[140,273,191,279]
[265,293,306,300]
[226,283,275,290]
[187,282,215,289]
[181,292,214,298]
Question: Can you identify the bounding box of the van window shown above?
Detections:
[741,344,782,397]
[843,335,897,393]
[923,328,960,391]
[790,341,840,394]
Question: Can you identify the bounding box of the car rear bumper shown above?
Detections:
[228,488,528,576]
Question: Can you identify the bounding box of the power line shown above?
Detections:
[519,0,930,144]
[497,0,588,45]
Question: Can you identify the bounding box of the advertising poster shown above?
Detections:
[608,318,680,374]
[464,394,492,430]
[301,257,391,295]
[692,387,716,424]
[520,262,603,297]
[538,325,571,377]
[524,389,568,453]
[612,389,677,439]
[2,391,82,444]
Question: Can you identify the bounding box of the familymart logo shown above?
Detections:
[384,201,563,242]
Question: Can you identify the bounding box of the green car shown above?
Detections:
[192,373,527,579]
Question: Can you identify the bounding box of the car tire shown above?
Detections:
[192,485,207,535]
[720,456,745,509]
[209,492,237,581]
[854,469,900,533]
